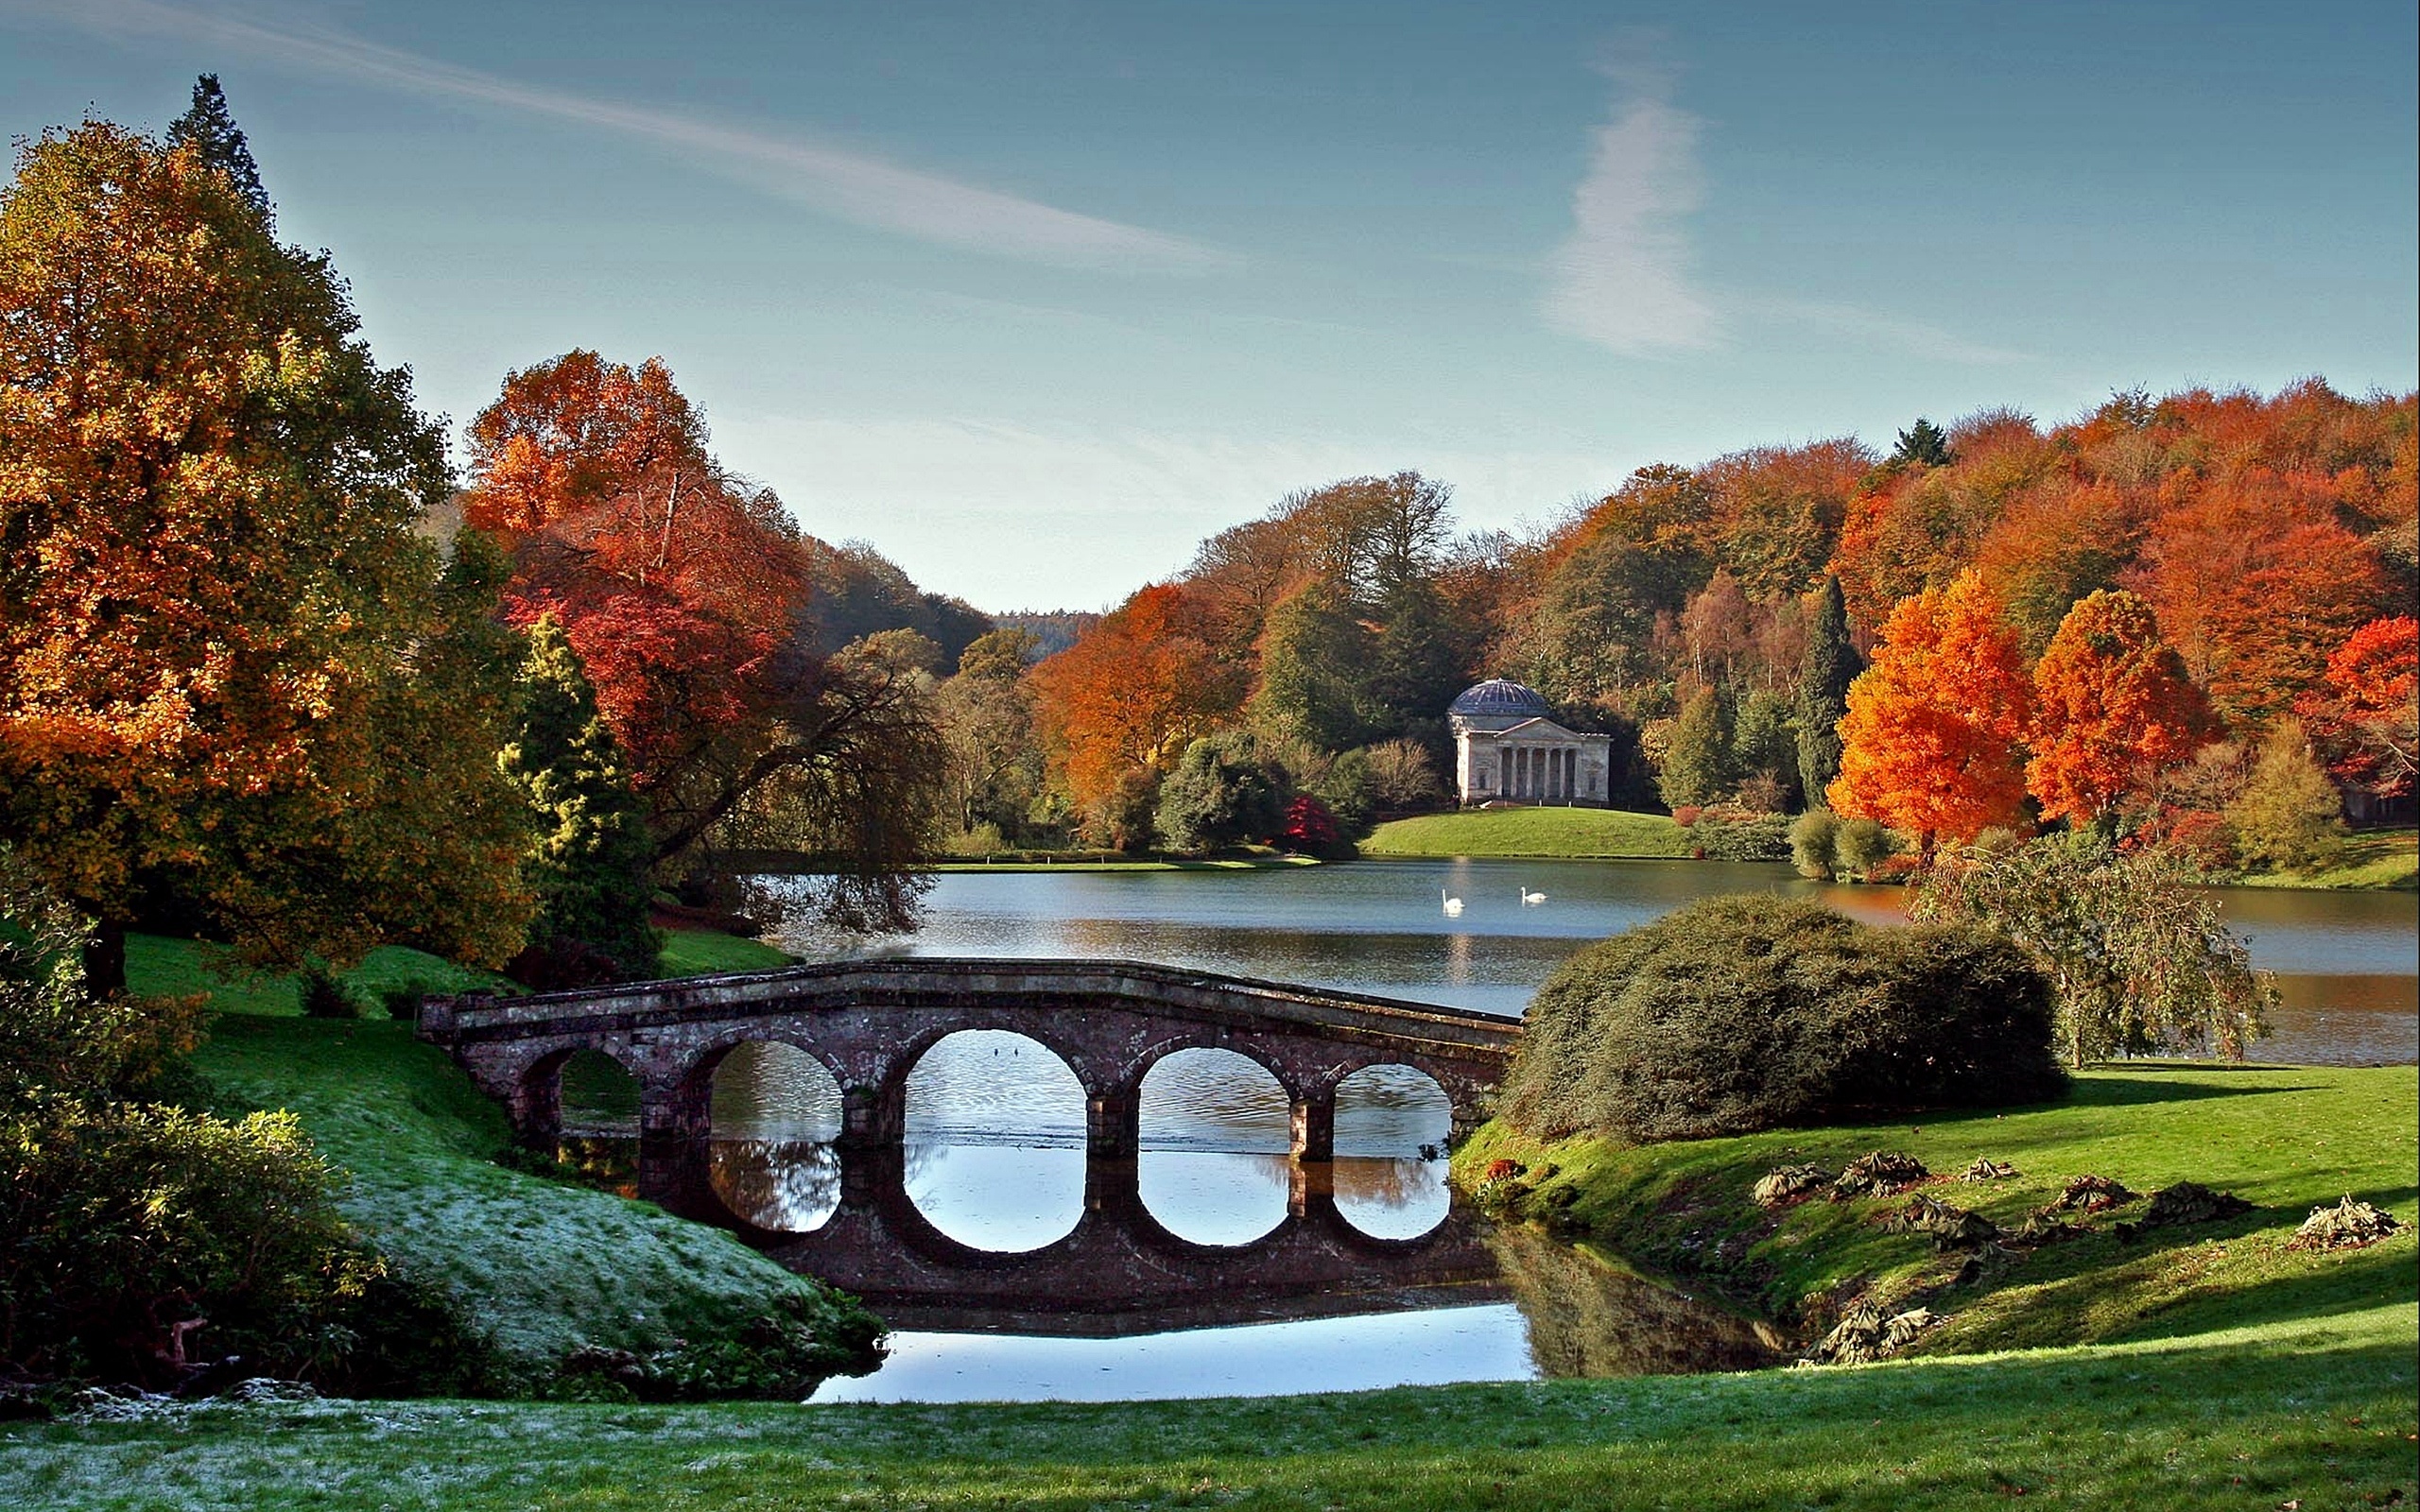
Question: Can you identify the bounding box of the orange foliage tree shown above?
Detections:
[1028,584,1236,813]
[2130,470,2390,729]
[2026,591,2210,826]
[0,123,532,989]
[2298,616,2418,801]
[1827,572,2031,847]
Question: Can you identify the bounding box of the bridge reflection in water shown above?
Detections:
[662,1136,1496,1336]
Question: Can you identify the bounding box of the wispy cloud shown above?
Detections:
[1545,59,2026,367]
[9,0,1230,272]
[1543,65,1720,355]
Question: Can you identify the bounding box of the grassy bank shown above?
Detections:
[3,1302,2411,1510]
[1363,807,1692,859]
[1454,1065,2417,1356]
[124,935,871,1386]
[2235,828,2419,890]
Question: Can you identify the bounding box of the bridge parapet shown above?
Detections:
[420,956,1521,1217]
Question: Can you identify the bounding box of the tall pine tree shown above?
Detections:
[1795,575,1863,801]
[167,74,268,217]
[500,618,661,987]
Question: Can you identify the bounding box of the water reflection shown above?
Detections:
[1134,1151,1291,1246]
[1486,1226,1780,1378]
[767,858,2415,1064]
[1330,1155,1452,1241]
[709,1138,839,1233]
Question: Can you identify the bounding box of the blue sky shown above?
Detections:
[6,1,2414,610]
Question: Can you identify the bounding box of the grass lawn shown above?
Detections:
[1455,1065,2417,1356]
[2,1302,2411,1510]
[652,927,796,976]
[123,933,862,1380]
[1363,807,1693,859]
[2236,828,2420,891]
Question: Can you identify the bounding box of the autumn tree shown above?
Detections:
[2026,590,2210,827]
[2298,616,2418,802]
[499,617,661,987]
[2131,470,2390,728]
[0,122,533,991]
[1027,584,1236,814]
[1828,572,2032,847]
[461,352,948,927]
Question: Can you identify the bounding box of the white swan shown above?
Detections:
[1441,887,1463,918]
[1520,886,1547,905]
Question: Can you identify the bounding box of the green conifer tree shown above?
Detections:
[167,74,269,216]
[500,618,662,985]
[1659,683,1739,810]
[1889,417,1954,468]
[1796,575,1863,800]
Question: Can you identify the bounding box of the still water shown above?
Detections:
[800,857,2416,1065]
[699,858,2412,1402]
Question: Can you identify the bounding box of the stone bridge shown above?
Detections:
[418,957,1521,1219]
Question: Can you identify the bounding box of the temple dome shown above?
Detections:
[1447,679,1551,720]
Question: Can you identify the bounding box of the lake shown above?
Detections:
[705,857,2413,1402]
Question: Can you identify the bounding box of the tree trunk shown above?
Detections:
[83,918,129,999]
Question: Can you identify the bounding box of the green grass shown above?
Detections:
[1363,807,1694,859]
[2,1303,2411,1510]
[1455,1064,2417,1355]
[652,926,796,976]
[126,930,851,1375]
[192,1014,854,1373]
[129,927,795,1013]
[126,935,511,1016]
[2236,828,2420,890]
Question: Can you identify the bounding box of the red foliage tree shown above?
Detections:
[2026,590,2211,826]
[462,352,812,798]
[2129,470,2391,729]
[2297,616,2418,801]
[1827,572,2032,847]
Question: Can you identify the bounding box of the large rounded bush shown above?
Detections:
[1502,896,2065,1142]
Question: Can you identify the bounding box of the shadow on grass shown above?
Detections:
[2056,1070,2327,1109]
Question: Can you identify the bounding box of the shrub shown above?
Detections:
[1789,809,1839,878]
[1691,809,1791,862]
[1500,896,2065,1143]
[1833,816,1896,879]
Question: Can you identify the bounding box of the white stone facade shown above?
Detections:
[1447,680,1611,807]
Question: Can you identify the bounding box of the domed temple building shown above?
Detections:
[1445,679,1613,807]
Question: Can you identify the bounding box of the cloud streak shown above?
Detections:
[1543,74,1720,355]
[11,0,1229,272]
[1544,63,2026,367]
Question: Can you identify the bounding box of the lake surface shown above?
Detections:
[791,858,2417,1065]
[705,857,2412,1402]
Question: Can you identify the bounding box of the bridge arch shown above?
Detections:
[521,1043,646,1140]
